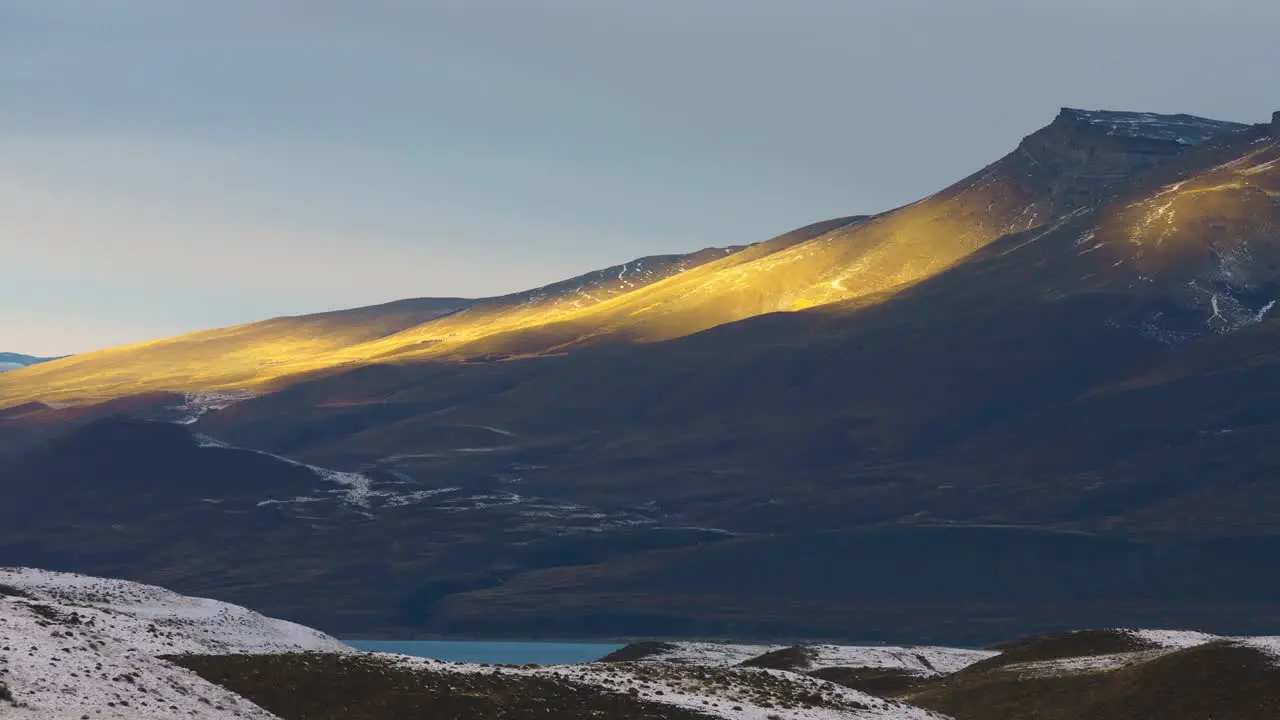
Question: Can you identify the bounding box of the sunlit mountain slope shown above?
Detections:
[0,108,1244,408]
[339,109,1250,363]
[0,247,742,406]
[0,297,471,405]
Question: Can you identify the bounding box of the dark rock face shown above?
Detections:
[1017,108,1246,209]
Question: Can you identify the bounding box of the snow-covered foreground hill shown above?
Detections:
[0,568,350,719]
[375,654,950,720]
[0,568,951,720]
[6,567,1279,719]
[0,568,955,719]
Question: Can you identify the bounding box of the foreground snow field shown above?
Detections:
[0,568,955,719]
[0,568,349,719]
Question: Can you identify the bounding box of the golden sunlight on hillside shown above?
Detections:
[1079,137,1280,289]
[358,168,1047,364]
[0,150,1057,408]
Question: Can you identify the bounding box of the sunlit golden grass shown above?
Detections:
[1091,138,1280,278]
[0,142,1139,408]
[0,161,1052,408]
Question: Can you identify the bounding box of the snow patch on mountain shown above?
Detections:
[1237,636,1280,665]
[1126,628,1222,649]
[1007,629,1280,677]
[1008,649,1170,678]
[194,434,382,509]
[175,391,257,425]
[1064,108,1248,145]
[630,642,786,667]
[802,645,997,676]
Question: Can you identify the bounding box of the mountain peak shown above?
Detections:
[1012,107,1248,210]
[1054,107,1247,146]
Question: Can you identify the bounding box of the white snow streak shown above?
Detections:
[194,435,381,508]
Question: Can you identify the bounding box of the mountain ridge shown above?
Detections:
[0,107,1248,409]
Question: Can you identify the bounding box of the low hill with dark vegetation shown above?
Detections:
[905,639,1280,720]
[170,654,717,720]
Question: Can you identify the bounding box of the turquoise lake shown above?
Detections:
[345,640,624,665]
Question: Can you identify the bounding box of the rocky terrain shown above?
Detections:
[2,107,1280,642]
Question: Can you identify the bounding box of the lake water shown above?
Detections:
[345,640,624,665]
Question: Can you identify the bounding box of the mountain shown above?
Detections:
[1,107,1278,642]
[0,111,1249,409]
[0,353,57,373]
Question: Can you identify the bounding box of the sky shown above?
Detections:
[3,0,1279,356]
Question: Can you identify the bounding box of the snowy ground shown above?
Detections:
[1000,628,1280,678]
[0,568,951,720]
[635,642,787,667]
[174,392,257,425]
[1066,108,1246,145]
[5,568,1276,719]
[1125,628,1222,649]
[373,653,951,720]
[621,641,996,676]
[0,568,349,719]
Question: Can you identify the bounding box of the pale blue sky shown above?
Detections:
[3,0,1278,355]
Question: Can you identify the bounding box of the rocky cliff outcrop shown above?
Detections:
[1018,108,1247,210]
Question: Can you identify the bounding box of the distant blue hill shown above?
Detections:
[0,353,61,372]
